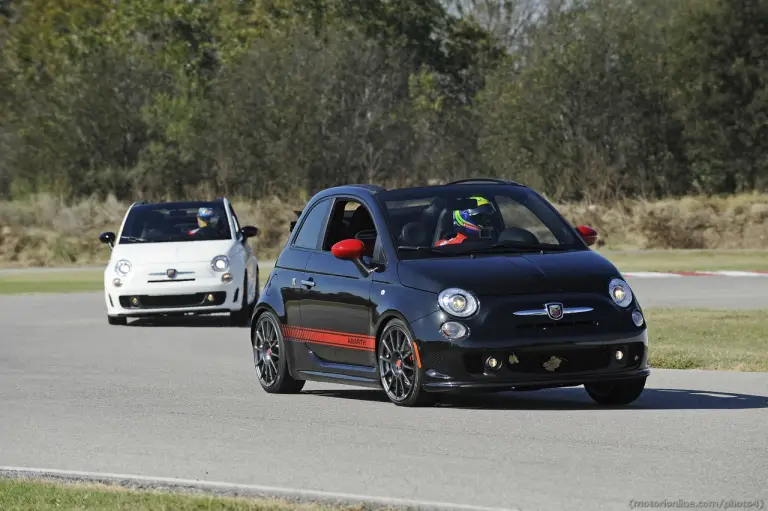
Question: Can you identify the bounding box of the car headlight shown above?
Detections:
[438,288,479,318]
[609,278,633,307]
[211,255,229,272]
[115,259,131,276]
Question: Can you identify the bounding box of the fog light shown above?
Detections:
[206,294,215,302]
[130,297,139,307]
[440,321,468,340]
[222,272,233,283]
[615,350,624,360]
[486,357,501,370]
[632,310,644,326]
[112,278,122,287]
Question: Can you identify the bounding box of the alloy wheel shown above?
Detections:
[378,324,417,402]
[253,315,281,387]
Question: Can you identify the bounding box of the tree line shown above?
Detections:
[0,0,765,204]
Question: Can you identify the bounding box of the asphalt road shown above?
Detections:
[625,276,768,309]
[1,290,767,511]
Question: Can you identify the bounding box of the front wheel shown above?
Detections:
[252,311,305,394]
[377,319,432,407]
[584,376,647,406]
[107,315,127,326]
[230,271,255,326]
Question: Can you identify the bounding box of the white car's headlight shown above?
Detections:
[438,288,479,318]
[115,259,131,276]
[211,255,229,272]
[609,278,633,307]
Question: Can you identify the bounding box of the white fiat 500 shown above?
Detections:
[99,198,260,326]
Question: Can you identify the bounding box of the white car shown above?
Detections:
[99,198,260,326]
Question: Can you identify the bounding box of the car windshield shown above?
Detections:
[375,184,583,259]
[117,202,232,244]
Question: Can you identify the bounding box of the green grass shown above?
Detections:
[0,479,363,511]
[0,269,104,294]
[598,249,768,272]
[0,265,275,295]
[645,308,768,372]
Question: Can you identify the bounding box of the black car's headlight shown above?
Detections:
[609,278,633,308]
[438,287,479,318]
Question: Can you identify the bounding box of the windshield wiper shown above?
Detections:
[397,245,457,255]
[120,236,149,243]
[478,241,571,253]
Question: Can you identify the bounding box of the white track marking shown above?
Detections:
[0,466,520,511]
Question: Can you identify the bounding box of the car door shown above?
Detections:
[298,197,378,368]
[276,197,334,369]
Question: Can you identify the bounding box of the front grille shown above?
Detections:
[463,342,645,376]
[515,318,599,336]
[119,292,226,309]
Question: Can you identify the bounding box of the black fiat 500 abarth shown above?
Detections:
[250,179,649,407]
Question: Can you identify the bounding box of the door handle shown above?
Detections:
[301,279,315,288]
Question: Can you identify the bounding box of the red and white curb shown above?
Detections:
[623,271,768,278]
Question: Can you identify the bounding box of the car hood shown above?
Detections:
[109,239,235,265]
[397,250,622,296]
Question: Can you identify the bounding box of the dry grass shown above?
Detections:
[1,192,767,267]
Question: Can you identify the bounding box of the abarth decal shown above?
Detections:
[282,325,376,351]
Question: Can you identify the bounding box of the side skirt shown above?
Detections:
[289,344,381,388]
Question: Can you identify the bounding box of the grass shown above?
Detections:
[0,264,275,295]
[598,249,768,272]
[1,192,767,268]
[644,308,768,372]
[0,478,364,511]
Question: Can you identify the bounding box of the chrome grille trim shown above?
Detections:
[513,307,593,316]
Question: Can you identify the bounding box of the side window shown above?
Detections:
[293,198,332,250]
[322,199,378,258]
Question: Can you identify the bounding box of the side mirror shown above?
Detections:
[241,225,259,239]
[99,231,116,248]
[576,225,598,247]
[331,239,365,260]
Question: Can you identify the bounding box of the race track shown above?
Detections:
[1,279,767,510]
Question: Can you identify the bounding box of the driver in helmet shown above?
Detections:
[435,196,498,246]
[188,207,218,236]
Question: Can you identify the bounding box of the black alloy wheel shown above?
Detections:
[377,319,431,407]
[252,311,305,393]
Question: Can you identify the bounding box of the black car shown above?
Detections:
[250,178,649,407]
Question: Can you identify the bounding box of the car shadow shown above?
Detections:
[301,387,768,411]
[126,315,249,328]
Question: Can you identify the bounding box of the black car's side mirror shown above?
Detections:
[331,239,380,276]
[99,231,116,249]
[241,225,259,240]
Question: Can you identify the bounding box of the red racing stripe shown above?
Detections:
[282,325,375,351]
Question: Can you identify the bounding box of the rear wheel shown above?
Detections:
[377,319,432,407]
[584,376,647,406]
[252,311,305,394]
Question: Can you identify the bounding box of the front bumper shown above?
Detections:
[410,311,650,392]
[104,268,245,317]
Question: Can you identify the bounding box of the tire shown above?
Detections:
[252,311,305,394]
[230,271,254,326]
[377,319,433,407]
[108,315,127,325]
[584,376,647,406]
